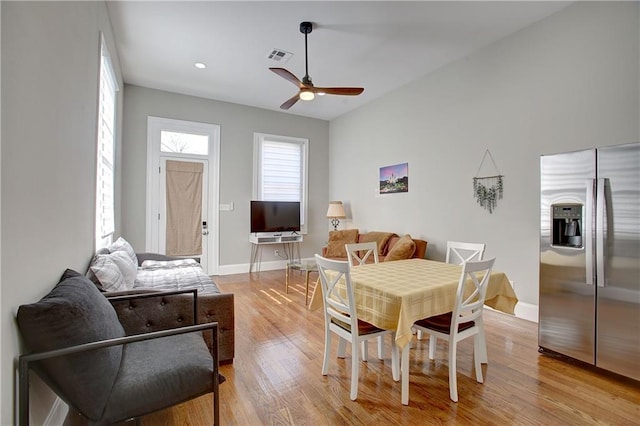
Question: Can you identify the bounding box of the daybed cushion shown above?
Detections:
[135,258,221,296]
[325,229,359,258]
[16,269,125,421]
[385,234,417,261]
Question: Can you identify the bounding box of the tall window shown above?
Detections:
[96,34,118,245]
[253,133,308,232]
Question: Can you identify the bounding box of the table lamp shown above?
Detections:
[326,201,346,231]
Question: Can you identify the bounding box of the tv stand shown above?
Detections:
[249,234,303,244]
[249,233,303,272]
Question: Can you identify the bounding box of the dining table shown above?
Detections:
[308,258,519,405]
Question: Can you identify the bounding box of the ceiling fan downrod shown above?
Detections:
[300,21,312,85]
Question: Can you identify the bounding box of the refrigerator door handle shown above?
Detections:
[585,179,595,285]
[596,178,607,288]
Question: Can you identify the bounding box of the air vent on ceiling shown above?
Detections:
[268,49,293,63]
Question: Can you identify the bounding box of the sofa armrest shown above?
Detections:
[106,289,198,335]
[198,292,235,364]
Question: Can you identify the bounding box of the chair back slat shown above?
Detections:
[315,254,359,332]
[345,242,379,266]
[446,241,486,265]
[452,258,495,328]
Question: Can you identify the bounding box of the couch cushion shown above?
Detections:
[385,234,417,261]
[16,269,125,421]
[325,229,359,258]
[358,232,396,256]
[103,331,224,423]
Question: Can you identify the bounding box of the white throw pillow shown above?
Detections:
[109,250,137,289]
[108,237,138,266]
[90,255,127,292]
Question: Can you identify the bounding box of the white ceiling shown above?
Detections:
[106,1,572,121]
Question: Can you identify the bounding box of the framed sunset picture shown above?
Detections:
[379,163,408,194]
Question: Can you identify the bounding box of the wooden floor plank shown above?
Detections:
[136,269,639,425]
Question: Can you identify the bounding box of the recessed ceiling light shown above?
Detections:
[194,62,207,69]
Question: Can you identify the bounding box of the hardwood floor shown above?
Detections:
[140,269,640,425]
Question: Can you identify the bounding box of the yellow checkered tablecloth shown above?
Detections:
[309,258,518,349]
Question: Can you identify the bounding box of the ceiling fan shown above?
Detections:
[270,21,364,110]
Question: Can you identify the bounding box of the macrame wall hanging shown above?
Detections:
[473,149,504,213]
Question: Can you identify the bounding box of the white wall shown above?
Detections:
[0,2,123,424]
[121,85,330,272]
[329,1,639,311]
[0,0,3,411]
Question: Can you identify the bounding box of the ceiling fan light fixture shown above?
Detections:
[299,90,315,101]
[270,21,364,110]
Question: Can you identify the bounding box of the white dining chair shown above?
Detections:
[344,241,387,360]
[417,241,487,341]
[315,254,399,400]
[413,257,495,402]
[345,241,379,266]
[445,241,486,265]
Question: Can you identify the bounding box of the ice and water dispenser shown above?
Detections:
[551,204,583,247]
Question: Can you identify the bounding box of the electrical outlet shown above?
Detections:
[274,250,280,257]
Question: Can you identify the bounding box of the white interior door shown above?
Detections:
[159,157,209,271]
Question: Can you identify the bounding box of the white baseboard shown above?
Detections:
[44,398,68,426]
[216,258,315,276]
[514,302,538,323]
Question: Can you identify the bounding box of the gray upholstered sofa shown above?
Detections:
[88,238,234,363]
[17,269,223,425]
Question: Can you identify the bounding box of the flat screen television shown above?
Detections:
[251,201,301,233]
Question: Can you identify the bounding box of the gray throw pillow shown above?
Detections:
[17,269,125,421]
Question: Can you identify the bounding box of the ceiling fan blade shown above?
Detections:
[280,93,301,110]
[314,87,364,96]
[270,67,303,87]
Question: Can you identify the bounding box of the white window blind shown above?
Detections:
[253,133,308,230]
[260,140,301,201]
[96,35,118,240]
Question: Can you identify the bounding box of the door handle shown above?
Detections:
[202,230,209,235]
[585,179,595,285]
[596,178,607,287]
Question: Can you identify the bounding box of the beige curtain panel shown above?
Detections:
[165,160,203,256]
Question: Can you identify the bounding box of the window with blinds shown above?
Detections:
[96,34,118,242]
[253,133,308,231]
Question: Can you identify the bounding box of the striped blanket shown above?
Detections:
[133,259,220,296]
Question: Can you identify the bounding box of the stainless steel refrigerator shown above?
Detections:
[539,142,639,381]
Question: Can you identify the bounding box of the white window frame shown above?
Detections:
[253,133,309,234]
[95,33,119,249]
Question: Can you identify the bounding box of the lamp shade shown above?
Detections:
[326,201,346,219]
